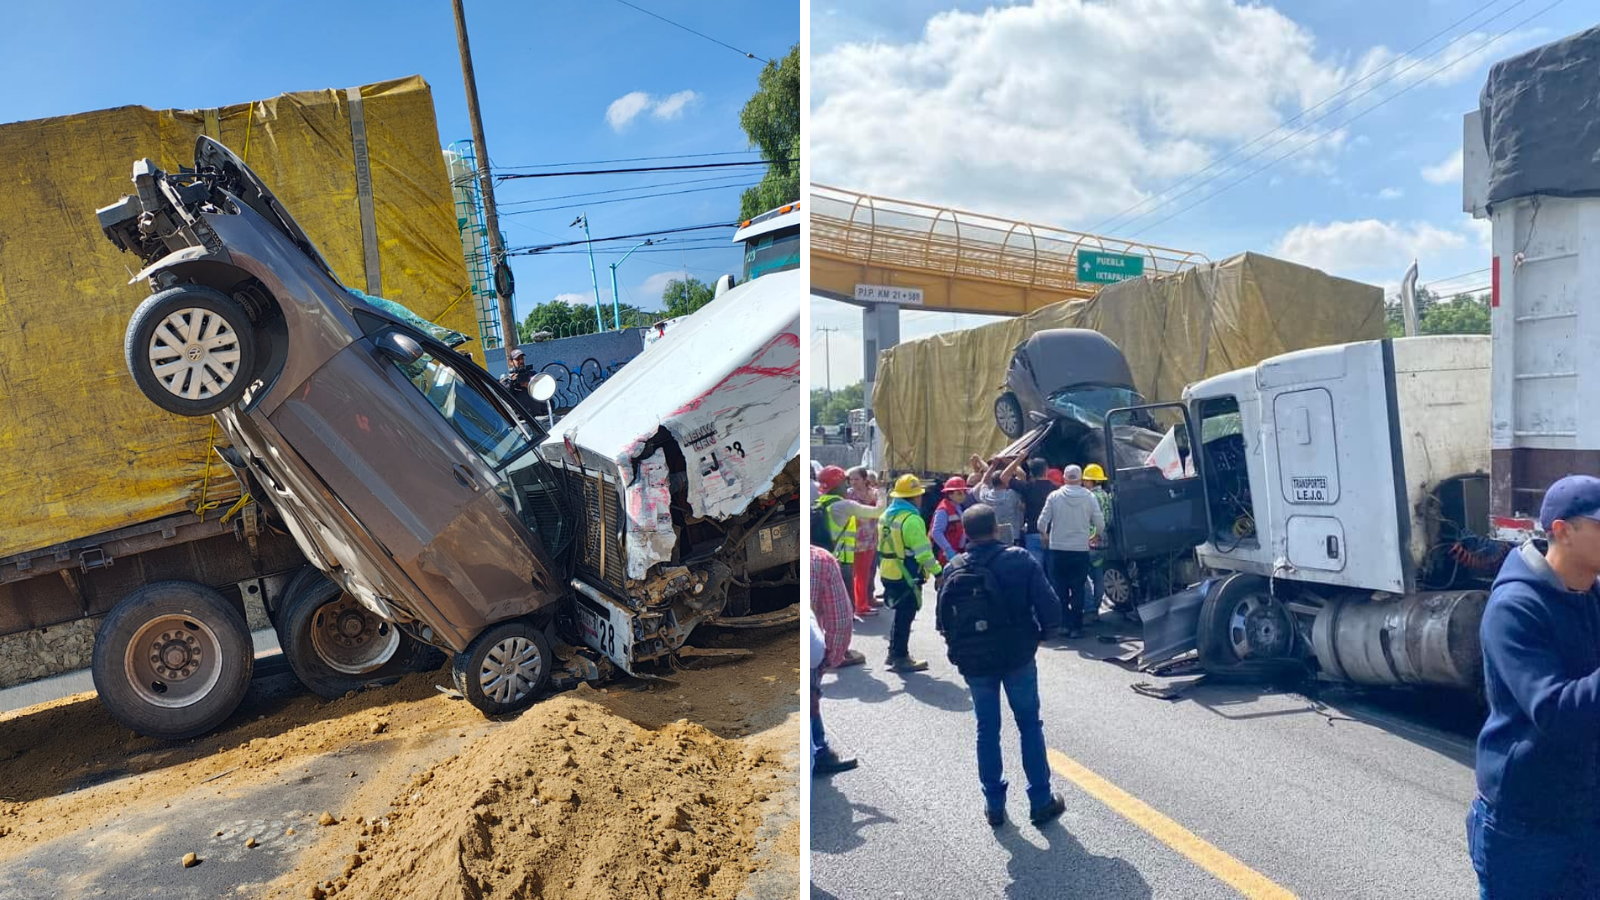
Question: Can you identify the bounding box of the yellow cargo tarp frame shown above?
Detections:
[0,75,477,560]
[871,252,1386,475]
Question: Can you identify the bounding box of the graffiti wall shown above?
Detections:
[521,328,646,412]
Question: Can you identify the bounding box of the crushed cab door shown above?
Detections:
[1103,403,1210,558]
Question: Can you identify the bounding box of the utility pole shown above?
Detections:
[572,213,604,332]
[816,326,839,399]
[450,0,517,363]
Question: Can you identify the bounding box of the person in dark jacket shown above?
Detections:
[936,503,1065,828]
[1470,474,1600,899]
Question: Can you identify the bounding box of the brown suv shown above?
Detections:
[96,138,799,730]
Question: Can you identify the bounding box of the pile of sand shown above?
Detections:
[310,687,787,900]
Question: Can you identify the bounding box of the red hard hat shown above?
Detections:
[817,465,848,493]
[943,476,969,493]
[1046,468,1065,486]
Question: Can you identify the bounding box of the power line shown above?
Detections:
[500,179,760,216]
[496,159,792,181]
[493,150,762,171]
[607,0,772,64]
[504,222,738,256]
[1128,0,1564,240]
[499,172,755,206]
[1094,0,1530,235]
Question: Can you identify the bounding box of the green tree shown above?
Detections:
[518,298,649,343]
[661,276,717,318]
[738,44,800,220]
[1385,289,1489,338]
[809,383,866,427]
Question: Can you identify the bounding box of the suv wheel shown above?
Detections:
[995,391,1025,438]
[125,284,257,416]
[451,621,552,716]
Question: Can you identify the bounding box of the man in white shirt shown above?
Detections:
[1036,465,1104,639]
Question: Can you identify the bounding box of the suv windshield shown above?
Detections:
[1045,385,1144,426]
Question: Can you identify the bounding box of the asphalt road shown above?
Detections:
[811,591,1483,900]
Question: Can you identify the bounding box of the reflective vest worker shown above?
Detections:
[880,474,943,672]
[813,465,888,604]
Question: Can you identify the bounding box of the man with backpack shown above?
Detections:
[880,474,943,673]
[936,503,1066,827]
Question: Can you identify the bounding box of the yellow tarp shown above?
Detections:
[0,76,477,559]
[872,252,1385,474]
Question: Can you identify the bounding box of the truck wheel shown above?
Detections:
[451,621,552,716]
[1196,573,1295,667]
[125,284,258,416]
[92,581,254,741]
[995,392,1025,438]
[276,571,442,701]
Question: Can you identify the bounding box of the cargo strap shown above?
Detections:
[346,86,382,296]
[202,107,220,140]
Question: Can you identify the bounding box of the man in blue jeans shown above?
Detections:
[936,503,1065,827]
[1470,475,1600,898]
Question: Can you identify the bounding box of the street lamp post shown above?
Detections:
[571,213,603,331]
[608,239,655,330]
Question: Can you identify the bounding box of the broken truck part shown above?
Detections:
[97,136,799,728]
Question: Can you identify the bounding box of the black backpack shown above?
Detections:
[936,550,1036,676]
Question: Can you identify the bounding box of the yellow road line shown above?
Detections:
[1047,748,1298,900]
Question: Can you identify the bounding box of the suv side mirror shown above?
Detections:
[374,331,424,364]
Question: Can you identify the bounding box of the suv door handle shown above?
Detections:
[452,463,480,492]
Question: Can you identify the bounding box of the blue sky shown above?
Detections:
[0,0,796,329]
[809,0,1596,387]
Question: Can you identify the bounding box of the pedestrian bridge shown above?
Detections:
[810,185,1208,316]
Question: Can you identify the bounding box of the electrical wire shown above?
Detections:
[498,172,758,207]
[503,222,738,256]
[1127,0,1566,240]
[607,0,773,64]
[496,159,792,181]
[1088,0,1526,235]
[493,150,762,171]
[500,180,761,216]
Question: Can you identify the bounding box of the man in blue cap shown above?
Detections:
[1470,474,1600,898]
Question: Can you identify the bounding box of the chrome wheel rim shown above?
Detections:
[309,594,400,675]
[124,614,224,709]
[148,308,241,401]
[479,636,544,705]
[1102,567,1133,610]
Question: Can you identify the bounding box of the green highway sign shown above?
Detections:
[1077,251,1145,284]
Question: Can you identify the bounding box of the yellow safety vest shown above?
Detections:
[815,494,857,564]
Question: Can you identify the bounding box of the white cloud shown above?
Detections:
[553,292,591,306]
[810,1,1541,229]
[639,269,691,297]
[1378,187,1404,200]
[1422,149,1464,186]
[1271,218,1469,283]
[651,90,699,120]
[605,92,652,130]
[605,90,699,131]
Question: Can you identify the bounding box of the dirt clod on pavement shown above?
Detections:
[307,689,785,900]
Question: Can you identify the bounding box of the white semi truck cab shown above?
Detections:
[1121,24,1600,693]
[1113,337,1493,690]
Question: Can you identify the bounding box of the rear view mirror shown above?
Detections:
[374,331,423,364]
[528,373,557,403]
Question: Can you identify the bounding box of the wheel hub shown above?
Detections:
[147,307,241,401]
[308,593,400,674]
[126,615,224,709]
[480,637,543,705]
[1227,593,1294,660]
[152,631,202,680]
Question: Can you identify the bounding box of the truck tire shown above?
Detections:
[92,581,254,741]
[451,620,552,717]
[276,570,443,701]
[995,392,1025,439]
[1196,573,1296,668]
[125,284,258,417]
